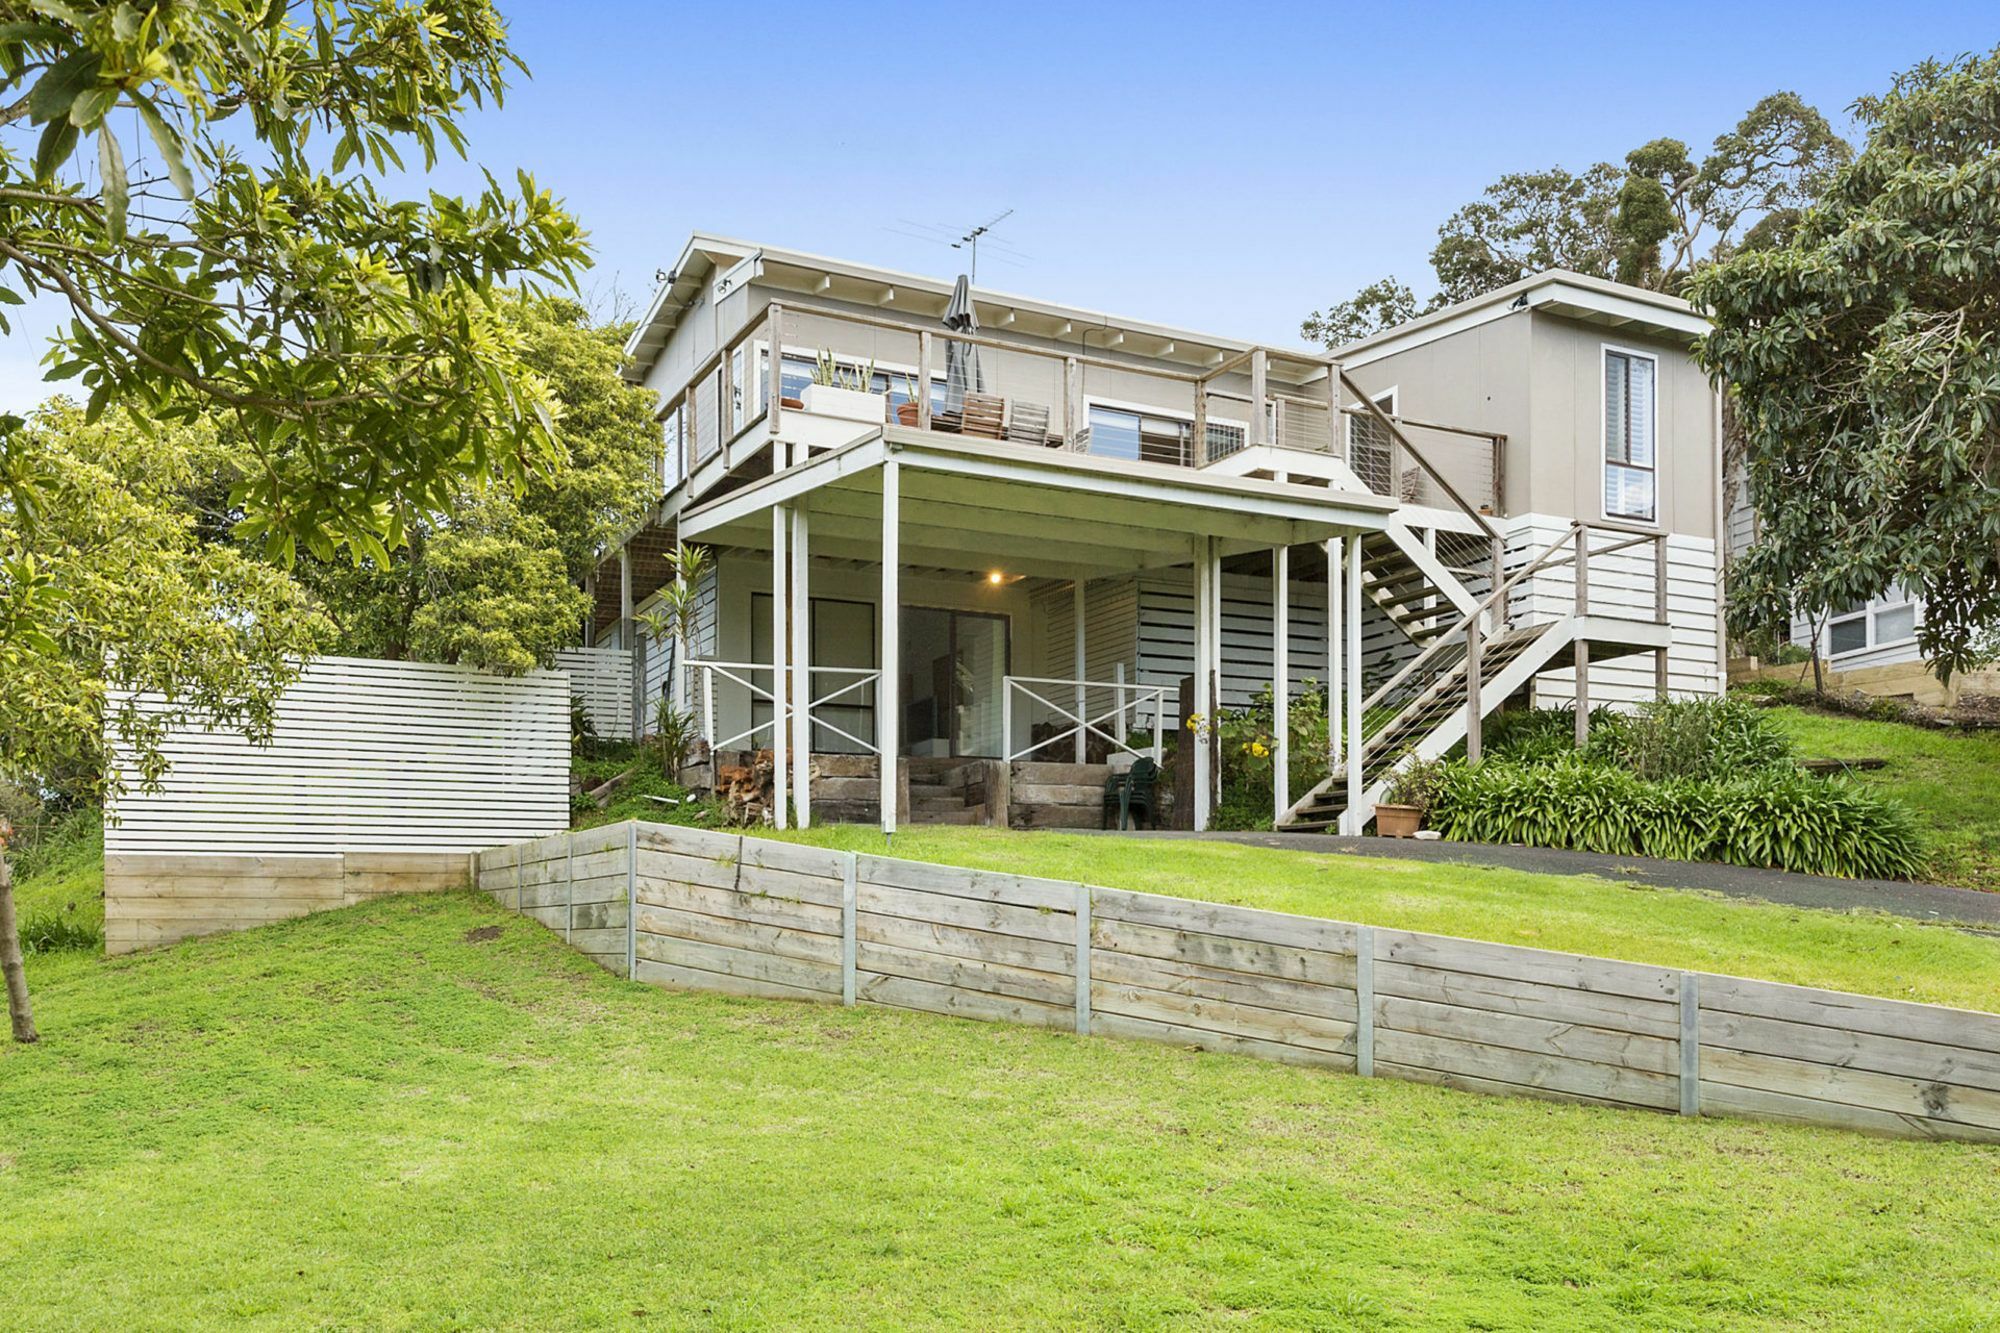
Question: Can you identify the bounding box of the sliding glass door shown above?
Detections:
[900,607,1009,758]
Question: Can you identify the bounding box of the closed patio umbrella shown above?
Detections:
[942,274,983,416]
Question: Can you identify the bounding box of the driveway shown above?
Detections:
[1110,830,2000,930]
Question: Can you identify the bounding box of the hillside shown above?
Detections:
[2,892,1997,1328]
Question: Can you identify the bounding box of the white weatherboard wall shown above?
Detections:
[108,655,572,854]
[1505,514,1721,707]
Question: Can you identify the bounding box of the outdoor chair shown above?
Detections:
[1102,756,1159,831]
[1005,400,1052,446]
[960,392,1007,440]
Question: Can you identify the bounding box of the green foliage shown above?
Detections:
[0,4,587,570]
[1305,92,1848,345]
[0,404,331,801]
[1206,681,1331,829]
[1586,696,1793,781]
[291,295,657,674]
[1433,758,1924,880]
[1299,277,1420,348]
[1382,756,1448,816]
[1694,48,2000,682]
[1482,704,1603,765]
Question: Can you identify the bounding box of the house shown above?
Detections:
[585,235,1723,834]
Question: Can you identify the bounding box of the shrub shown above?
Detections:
[1483,705,1609,765]
[1432,758,1924,880]
[1586,696,1793,781]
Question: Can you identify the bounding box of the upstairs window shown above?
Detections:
[1604,349,1657,521]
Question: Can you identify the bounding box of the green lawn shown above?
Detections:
[1762,704,2000,892]
[3,893,1998,1330]
[773,826,2000,1013]
[8,808,103,945]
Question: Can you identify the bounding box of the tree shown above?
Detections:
[0,3,586,1041]
[0,4,586,564]
[1693,49,2000,682]
[0,404,332,1038]
[1300,277,1421,349]
[288,294,659,673]
[1304,94,1850,346]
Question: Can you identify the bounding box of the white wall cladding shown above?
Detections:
[107,655,571,855]
[1503,514,1721,707]
[1135,569,1350,709]
[554,646,634,738]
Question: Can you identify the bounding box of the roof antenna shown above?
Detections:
[952,208,1014,285]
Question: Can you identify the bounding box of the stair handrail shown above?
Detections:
[1357,520,1585,724]
[1342,372,1505,544]
[1277,519,1588,827]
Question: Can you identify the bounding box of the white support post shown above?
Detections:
[879,461,901,835]
[1113,662,1128,748]
[770,504,789,830]
[1326,539,1342,767]
[1249,348,1268,449]
[618,547,636,742]
[1344,535,1364,833]
[1191,537,1212,832]
[791,499,812,828]
[1072,579,1087,764]
[1273,544,1289,825]
[1206,536,1223,825]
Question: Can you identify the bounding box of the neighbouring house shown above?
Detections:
[1725,469,1999,707]
[585,235,1724,833]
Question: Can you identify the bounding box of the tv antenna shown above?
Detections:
[952,209,1014,283]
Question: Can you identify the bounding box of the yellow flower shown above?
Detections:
[1250,741,1269,757]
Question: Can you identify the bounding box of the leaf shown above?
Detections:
[27,47,100,124]
[131,93,192,199]
[98,127,127,242]
[32,116,75,181]
[67,85,115,128]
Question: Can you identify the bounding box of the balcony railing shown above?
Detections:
[659,299,1508,519]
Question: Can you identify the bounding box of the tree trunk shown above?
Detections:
[0,852,38,1043]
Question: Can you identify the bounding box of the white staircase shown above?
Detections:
[1279,519,1672,835]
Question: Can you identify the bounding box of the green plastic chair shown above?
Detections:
[1103,757,1160,831]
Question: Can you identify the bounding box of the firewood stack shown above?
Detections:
[714,749,777,825]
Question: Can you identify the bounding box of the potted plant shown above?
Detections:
[799,351,885,424]
[894,373,924,427]
[1374,756,1444,838]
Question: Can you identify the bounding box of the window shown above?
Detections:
[1604,349,1657,521]
[1086,405,1193,466]
[1825,588,1921,658]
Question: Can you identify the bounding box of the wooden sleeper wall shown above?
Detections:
[474,821,2000,1144]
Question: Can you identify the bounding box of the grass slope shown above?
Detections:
[776,826,2000,1013]
[1763,704,2000,892]
[8,809,103,945]
[4,893,1998,1329]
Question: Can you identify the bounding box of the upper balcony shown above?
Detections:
[652,297,1506,536]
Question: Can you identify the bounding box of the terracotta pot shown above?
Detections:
[1374,803,1423,838]
[895,402,921,427]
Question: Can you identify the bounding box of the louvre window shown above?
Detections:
[1604,350,1657,521]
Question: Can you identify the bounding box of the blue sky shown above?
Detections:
[2,1,1995,408]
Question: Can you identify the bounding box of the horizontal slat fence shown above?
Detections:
[476,822,2000,1144]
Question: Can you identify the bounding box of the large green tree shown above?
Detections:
[0,2,587,1042]
[290,294,657,674]
[1304,93,1850,345]
[1694,49,2000,681]
[0,404,331,1039]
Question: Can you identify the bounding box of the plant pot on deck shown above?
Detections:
[1373,803,1423,838]
[894,401,921,427]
